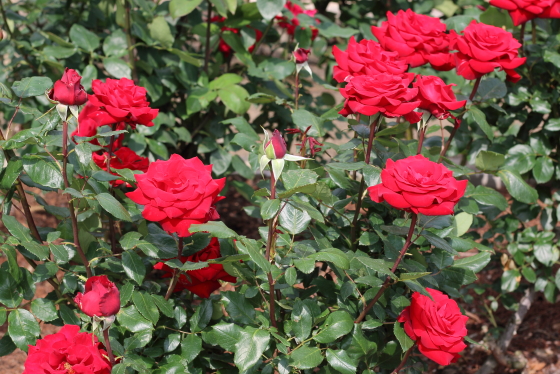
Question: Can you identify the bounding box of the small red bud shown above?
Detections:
[293,48,311,64]
[264,130,287,159]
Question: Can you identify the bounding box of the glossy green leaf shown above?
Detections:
[122,251,146,285]
[8,309,40,352]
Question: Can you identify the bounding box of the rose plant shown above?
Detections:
[0,1,557,374]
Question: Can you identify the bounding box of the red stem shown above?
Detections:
[265,171,278,328]
[391,345,414,373]
[103,328,116,366]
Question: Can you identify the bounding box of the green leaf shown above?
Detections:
[103,57,132,79]
[289,346,324,369]
[204,322,242,351]
[181,334,202,362]
[466,106,493,141]
[31,299,58,322]
[103,29,128,57]
[453,252,491,272]
[421,230,457,254]
[124,329,152,350]
[468,185,508,211]
[292,300,313,341]
[533,157,555,184]
[11,77,53,98]
[0,334,16,357]
[189,221,238,238]
[310,248,350,270]
[0,159,22,189]
[279,203,311,235]
[234,327,270,372]
[122,251,146,285]
[346,325,377,359]
[151,294,174,318]
[2,215,34,242]
[59,304,81,325]
[209,147,232,176]
[282,169,319,190]
[222,291,256,325]
[376,121,409,137]
[149,16,174,48]
[209,74,243,90]
[132,292,159,325]
[261,199,281,221]
[393,322,414,352]
[8,309,40,352]
[353,256,395,279]
[22,157,64,189]
[454,212,473,237]
[169,0,204,18]
[497,169,538,204]
[522,267,537,283]
[190,299,213,333]
[238,240,271,273]
[476,78,507,101]
[326,349,357,374]
[501,269,520,293]
[292,109,324,137]
[313,311,354,344]
[117,306,153,332]
[256,0,286,20]
[95,193,132,221]
[69,24,100,52]
[475,150,505,171]
[218,85,250,115]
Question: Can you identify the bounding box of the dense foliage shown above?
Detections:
[0,0,558,373]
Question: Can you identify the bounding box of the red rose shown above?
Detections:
[412,75,467,120]
[211,16,263,56]
[74,275,121,317]
[92,147,149,187]
[453,20,526,83]
[371,9,456,71]
[154,237,236,298]
[276,1,319,40]
[339,73,421,123]
[48,68,88,106]
[368,155,467,215]
[23,325,112,374]
[398,288,468,365]
[293,48,311,63]
[332,37,408,83]
[72,102,125,147]
[87,78,159,128]
[489,0,560,26]
[126,154,225,237]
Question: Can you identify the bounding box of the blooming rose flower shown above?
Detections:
[48,68,88,106]
[332,37,408,83]
[371,9,456,71]
[211,16,263,56]
[412,75,466,120]
[489,0,560,26]
[71,102,125,147]
[276,1,319,40]
[339,73,421,123]
[453,20,526,83]
[368,155,467,215]
[23,325,112,374]
[293,48,311,63]
[74,275,121,317]
[126,154,226,237]
[87,78,159,128]
[264,130,287,159]
[92,147,149,187]
[154,237,237,298]
[398,288,468,365]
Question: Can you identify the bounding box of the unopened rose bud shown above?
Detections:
[264,130,287,159]
[74,275,120,317]
[48,67,88,106]
[293,48,311,64]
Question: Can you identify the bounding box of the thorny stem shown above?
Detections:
[203,0,212,73]
[350,115,380,249]
[391,345,414,374]
[124,0,138,83]
[165,237,184,301]
[106,132,117,254]
[62,120,93,278]
[438,77,481,163]
[103,329,116,367]
[264,171,278,328]
[531,19,536,44]
[354,214,418,323]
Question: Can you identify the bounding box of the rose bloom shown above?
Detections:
[48,68,88,106]
[211,16,263,56]
[71,102,126,147]
[276,1,319,40]
[339,73,421,123]
[332,37,408,83]
[453,20,526,83]
[154,237,237,298]
[126,154,225,237]
[371,9,456,71]
[412,75,467,120]
[74,275,121,317]
[398,288,468,365]
[92,147,149,187]
[368,155,467,215]
[87,78,159,128]
[489,0,560,26]
[23,325,112,374]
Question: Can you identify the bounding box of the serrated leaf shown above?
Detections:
[95,193,132,221]
[234,327,270,372]
[132,292,159,325]
[122,251,146,285]
[8,309,40,352]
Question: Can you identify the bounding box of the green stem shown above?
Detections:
[165,237,184,301]
[265,171,278,328]
[531,19,536,44]
[354,214,417,323]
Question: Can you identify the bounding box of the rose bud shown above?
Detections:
[48,68,88,106]
[293,48,311,64]
[74,275,121,317]
[264,129,287,159]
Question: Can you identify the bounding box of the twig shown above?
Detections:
[251,18,274,55]
[102,329,116,366]
[392,345,414,373]
[165,237,184,301]
[203,0,212,73]
[6,98,22,139]
[355,214,418,323]
[0,0,13,39]
[124,0,138,83]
